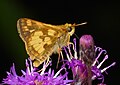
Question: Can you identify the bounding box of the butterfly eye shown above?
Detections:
[67,27,72,32]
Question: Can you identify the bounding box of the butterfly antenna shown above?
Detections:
[72,22,87,27]
[73,22,87,39]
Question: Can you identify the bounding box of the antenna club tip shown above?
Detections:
[82,22,87,25]
[78,22,87,26]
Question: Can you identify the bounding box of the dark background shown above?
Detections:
[0,0,119,85]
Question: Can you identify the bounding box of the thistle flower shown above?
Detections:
[2,35,116,85]
[63,35,116,85]
[2,59,73,85]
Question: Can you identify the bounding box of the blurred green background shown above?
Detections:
[0,0,119,84]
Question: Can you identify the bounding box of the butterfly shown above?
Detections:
[17,18,86,67]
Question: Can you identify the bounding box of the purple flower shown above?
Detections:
[2,35,116,85]
[63,35,116,85]
[2,59,73,85]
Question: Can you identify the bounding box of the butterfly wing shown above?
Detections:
[17,18,69,67]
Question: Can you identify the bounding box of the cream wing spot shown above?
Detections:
[34,31,43,36]
[44,37,52,45]
[22,26,29,31]
[26,20,31,23]
[33,60,40,67]
[31,36,40,40]
[30,30,35,33]
[33,43,40,51]
[24,28,29,31]
[33,43,40,48]
[27,23,32,26]
[23,26,27,29]
[44,37,50,42]
[26,20,32,26]
[48,29,56,36]
[29,38,43,45]
[34,44,41,51]
[38,45,45,54]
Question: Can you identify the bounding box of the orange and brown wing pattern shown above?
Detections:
[17,18,66,67]
[17,18,47,41]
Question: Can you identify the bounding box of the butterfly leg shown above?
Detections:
[60,50,64,63]
[56,48,62,68]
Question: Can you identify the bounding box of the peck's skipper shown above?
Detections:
[17,18,86,67]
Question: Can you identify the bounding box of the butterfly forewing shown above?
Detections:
[17,18,45,41]
[17,18,72,67]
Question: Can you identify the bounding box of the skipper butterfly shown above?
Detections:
[17,18,86,67]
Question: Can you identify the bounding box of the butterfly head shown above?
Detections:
[64,23,75,36]
[65,22,87,36]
